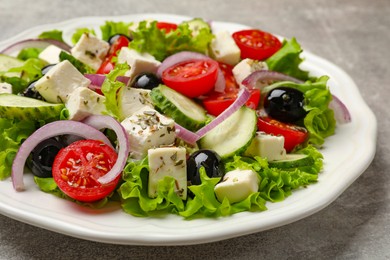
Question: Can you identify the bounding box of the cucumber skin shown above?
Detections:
[268,154,315,169]
[0,94,64,122]
[199,107,257,159]
[150,86,207,131]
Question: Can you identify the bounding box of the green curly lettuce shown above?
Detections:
[0,118,36,180]
[100,21,133,41]
[38,29,64,43]
[266,37,310,81]
[129,19,214,61]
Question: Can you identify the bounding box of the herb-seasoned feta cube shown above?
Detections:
[118,86,154,120]
[66,87,106,121]
[214,169,259,203]
[121,108,176,159]
[232,58,268,87]
[34,60,91,103]
[71,33,110,71]
[148,146,187,199]
[244,132,286,161]
[38,45,64,64]
[117,48,161,79]
[210,30,241,65]
[0,82,12,94]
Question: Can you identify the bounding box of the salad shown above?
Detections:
[0,17,351,219]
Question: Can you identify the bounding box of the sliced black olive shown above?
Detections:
[21,80,43,100]
[30,138,66,178]
[187,149,225,186]
[131,72,161,90]
[41,64,57,75]
[264,87,306,123]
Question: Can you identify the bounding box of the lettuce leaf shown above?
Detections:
[0,118,36,180]
[100,21,133,41]
[17,48,42,60]
[266,38,310,81]
[262,76,336,146]
[2,58,46,94]
[38,29,64,43]
[129,20,214,61]
[224,145,323,202]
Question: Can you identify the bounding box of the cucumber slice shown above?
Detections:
[268,153,315,168]
[182,18,212,34]
[0,54,24,77]
[199,106,257,159]
[0,94,64,121]
[150,85,208,131]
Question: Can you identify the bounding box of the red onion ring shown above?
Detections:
[84,74,130,87]
[196,87,251,138]
[156,51,226,93]
[0,39,71,55]
[174,123,200,145]
[82,115,130,184]
[11,120,113,191]
[242,70,303,90]
[329,95,352,124]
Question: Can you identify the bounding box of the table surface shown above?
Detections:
[0,0,388,259]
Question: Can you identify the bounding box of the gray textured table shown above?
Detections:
[0,0,388,259]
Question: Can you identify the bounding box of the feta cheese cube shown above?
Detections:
[121,108,176,159]
[71,33,110,71]
[34,60,91,103]
[210,31,241,65]
[0,82,12,94]
[38,45,64,64]
[232,58,268,87]
[117,48,161,79]
[148,146,187,199]
[214,169,259,203]
[66,87,106,121]
[118,86,154,120]
[244,132,286,161]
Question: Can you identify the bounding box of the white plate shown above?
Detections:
[0,14,377,246]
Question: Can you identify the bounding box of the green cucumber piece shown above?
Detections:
[268,153,315,168]
[0,54,24,77]
[150,85,208,131]
[182,18,212,33]
[0,94,64,121]
[199,106,257,159]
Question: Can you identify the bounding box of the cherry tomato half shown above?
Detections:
[232,29,282,60]
[52,139,119,202]
[257,115,308,152]
[203,89,261,116]
[97,35,131,74]
[218,62,239,92]
[156,22,178,33]
[162,59,219,98]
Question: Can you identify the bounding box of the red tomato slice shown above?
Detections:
[203,89,260,116]
[97,35,130,74]
[162,59,219,98]
[257,115,308,152]
[218,62,238,92]
[232,29,282,60]
[52,139,119,202]
[156,22,178,33]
